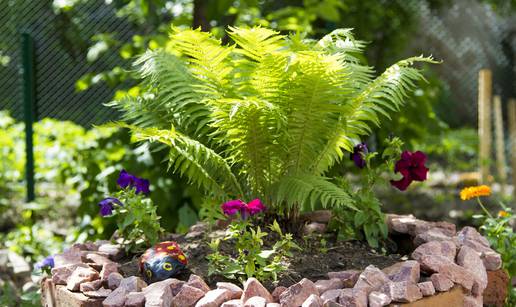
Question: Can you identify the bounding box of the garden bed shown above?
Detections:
[40,213,508,307]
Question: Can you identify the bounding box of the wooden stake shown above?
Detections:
[493,96,507,194]
[508,99,516,200]
[478,69,492,184]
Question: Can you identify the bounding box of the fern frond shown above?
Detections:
[274,175,358,212]
[118,124,243,199]
[227,26,285,61]
[317,28,367,63]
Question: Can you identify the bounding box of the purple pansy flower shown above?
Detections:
[221,198,266,219]
[390,150,429,191]
[350,143,368,168]
[117,169,150,194]
[98,197,123,216]
[35,255,54,270]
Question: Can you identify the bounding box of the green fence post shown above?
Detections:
[22,32,36,202]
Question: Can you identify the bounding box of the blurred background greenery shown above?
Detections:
[0,0,514,305]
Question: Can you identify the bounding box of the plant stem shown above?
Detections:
[476,197,493,218]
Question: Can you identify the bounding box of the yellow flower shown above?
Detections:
[498,210,509,218]
[460,185,491,200]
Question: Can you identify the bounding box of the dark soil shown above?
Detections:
[136,227,402,290]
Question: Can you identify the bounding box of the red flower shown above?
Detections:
[221,198,266,219]
[390,151,429,191]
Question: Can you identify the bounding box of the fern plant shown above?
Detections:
[110,26,436,218]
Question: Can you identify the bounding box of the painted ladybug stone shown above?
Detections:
[139,241,187,283]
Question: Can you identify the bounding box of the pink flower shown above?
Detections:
[390,150,429,191]
[221,198,266,219]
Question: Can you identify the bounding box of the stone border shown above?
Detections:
[40,214,509,307]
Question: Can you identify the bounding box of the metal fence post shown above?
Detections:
[22,32,36,202]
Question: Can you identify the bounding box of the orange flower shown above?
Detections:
[460,185,491,200]
[498,210,509,218]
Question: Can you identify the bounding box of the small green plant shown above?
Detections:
[207,200,300,282]
[98,170,163,252]
[461,186,516,306]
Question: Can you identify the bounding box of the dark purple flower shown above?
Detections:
[98,197,123,216]
[117,169,150,194]
[350,143,368,168]
[390,150,429,191]
[35,255,54,270]
[221,198,266,219]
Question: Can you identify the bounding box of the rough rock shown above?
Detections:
[241,278,273,303]
[54,285,104,307]
[73,242,99,251]
[279,278,318,306]
[320,289,341,303]
[302,294,323,307]
[353,265,390,293]
[323,302,344,307]
[386,214,456,236]
[80,279,102,292]
[221,300,244,307]
[418,255,474,291]
[6,251,30,275]
[381,281,422,303]
[118,276,146,292]
[125,292,145,307]
[414,228,452,246]
[303,222,327,235]
[100,263,120,281]
[411,241,457,261]
[483,269,509,307]
[85,253,116,266]
[481,251,502,271]
[54,247,83,268]
[430,273,454,292]
[172,284,206,307]
[456,227,490,247]
[187,274,211,293]
[98,244,124,261]
[51,263,90,285]
[217,282,243,300]
[107,272,123,290]
[102,287,128,307]
[266,304,280,307]
[338,288,367,307]
[382,260,420,283]
[195,289,231,307]
[368,291,391,307]
[66,267,100,291]
[327,270,360,287]
[243,296,267,307]
[168,278,186,296]
[83,288,112,298]
[456,245,487,296]
[314,279,343,294]
[143,279,176,307]
[417,281,435,296]
[463,295,482,307]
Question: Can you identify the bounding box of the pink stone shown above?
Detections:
[324,302,344,307]
[353,265,390,293]
[463,295,483,307]
[314,279,343,294]
[271,286,287,302]
[100,263,119,281]
[419,255,474,291]
[195,289,232,307]
[103,287,128,307]
[244,296,267,307]
[79,279,102,292]
[411,240,457,261]
[51,263,89,285]
[83,287,112,298]
[188,274,211,293]
[368,291,391,307]
[339,288,367,307]
[457,227,490,248]
[107,272,123,290]
[302,294,322,307]
[125,292,145,307]
[417,281,435,296]
[66,267,100,292]
[54,247,83,268]
[98,244,124,261]
[482,251,502,271]
[320,289,341,303]
[172,284,206,307]
[279,278,318,306]
[119,276,147,292]
[217,282,243,300]
[143,279,177,307]
[382,261,420,283]
[85,253,116,266]
[72,242,99,251]
[456,246,488,296]
[266,304,280,307]
[241,278,273,303]
[222,300,244,307]
[414,228,452,246]
[381,281,422,303]
[430,273,454,292]
[327,270,361,287]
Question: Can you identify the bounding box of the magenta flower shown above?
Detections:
[98,197,123,216]
[350,142,368,168]
[221,198,266,219]
[117,169,150,194]
[390,151,429,191]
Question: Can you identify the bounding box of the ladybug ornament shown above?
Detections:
[139,241,187,283]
